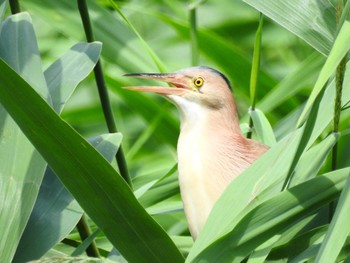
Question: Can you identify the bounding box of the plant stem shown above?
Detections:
[76,215,100,257]
[189,5,198,66]
[247,14,263,139]
[77,0,132,188]
[9,0,21,14]
[329,0,347,220]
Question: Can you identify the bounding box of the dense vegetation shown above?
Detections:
[1,0,350,262]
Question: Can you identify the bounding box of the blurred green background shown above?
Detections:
[2,0,350,261]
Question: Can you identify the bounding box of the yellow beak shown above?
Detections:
[123,73,190,96]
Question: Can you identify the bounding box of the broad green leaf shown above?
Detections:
[258,52,325,113]
[298,21,350,126]
[0,12,50,103]
[72,229,101,257]
[30,257,115,263]
[291,236,350,262]
[45,42,102,113]
[0,58,184,262]
[290,133,339,186]
[21,0,155,72]
[315,171,350,263]
[14,134,122,262]
[138,164,179,208]
[249,108,276,147]
[0,13,48,263]
[190,168,349,262]
[243,0,336,55]
[267,224,328,261]
[247,235,280,263]
[13,168,82,263]
[0,0,6,23]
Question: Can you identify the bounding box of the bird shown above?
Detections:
[124,66,268,239]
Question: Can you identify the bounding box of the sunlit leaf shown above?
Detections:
[0,59,184,262]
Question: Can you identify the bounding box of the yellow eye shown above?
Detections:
[194,77,204,87]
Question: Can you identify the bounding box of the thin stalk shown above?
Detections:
[329,0,347,220]
[9,0,21,14]
[77,0,132,187]
[109,0,166,73]
[189,6,198,66]
[76,0,132,256]
[76,215,101,258]
[332,56,346,170]
[247,14,263,139]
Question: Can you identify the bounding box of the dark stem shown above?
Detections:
[246,115,254,139]
[189,7,198,66]
[9,0,21,14]
[77,0,132,187]
[329,0,347,221]
[76,215,100,257]
[246,14,263,139]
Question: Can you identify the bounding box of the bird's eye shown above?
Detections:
[194,77,204,87]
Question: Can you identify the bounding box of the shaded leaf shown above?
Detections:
[298,21,350,126]
[14,134,122,262]
[45,42,102,113]
[243,0,336,55]
[0,58,184,262]
[0,13,48,263]
[190,168,349,262]
[315,171,350,262]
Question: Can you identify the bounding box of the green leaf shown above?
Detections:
[21,0,156,72]
[13,168,83,262]
[190,168,349,262]
[30,256,116,263]
[243,0,336,55]
[258,52,325,113]
[45,42,102,113]
[268,224,328,261]
[0,12,50,103]
[298,21,350,126]
[249,108,276,147]
[0,0,6,23]
[0,58,184,262]
[0,13,48,263]
[14,134,122,262]
[290,133,339,186]
[315,171,350,262]
[72,229,101,257]
[249,14,263,108]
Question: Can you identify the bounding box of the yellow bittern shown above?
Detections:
[124,66,268,239]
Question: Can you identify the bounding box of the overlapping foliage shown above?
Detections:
[0,0,350,262]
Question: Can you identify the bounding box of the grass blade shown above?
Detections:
[315,171,350,262]
[0,59,184,262]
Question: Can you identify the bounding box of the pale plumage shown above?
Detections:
[124,66,268,239]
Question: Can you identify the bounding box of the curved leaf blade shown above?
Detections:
[0,59,184,262]
[14,134,122,262]
[190,168,349,262]
[243,0,336,55]
[0,13,48,262]
[45,42,102,113]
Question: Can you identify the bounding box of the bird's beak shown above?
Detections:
[123,73,190,96]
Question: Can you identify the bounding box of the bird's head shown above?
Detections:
[123,66,234,111]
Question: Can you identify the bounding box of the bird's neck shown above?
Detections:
[176,97,241,136]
